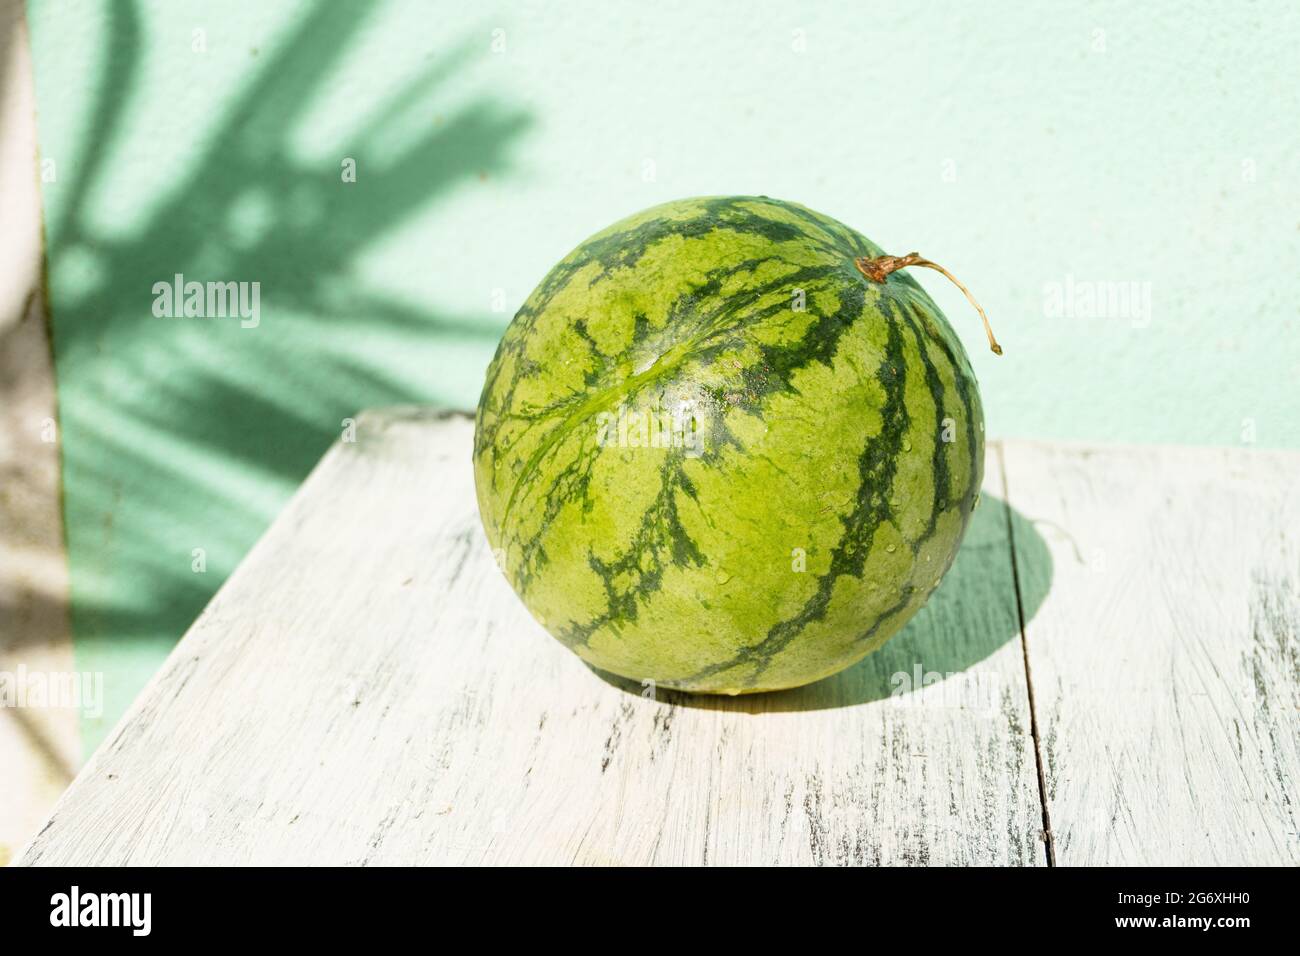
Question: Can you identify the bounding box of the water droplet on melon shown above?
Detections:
[885,544,897,553]
[715,568,732,584]
[902,439,912,452]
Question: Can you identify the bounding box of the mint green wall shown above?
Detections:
[27,0,1300,751]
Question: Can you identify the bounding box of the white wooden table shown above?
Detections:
[20,409,1299,866]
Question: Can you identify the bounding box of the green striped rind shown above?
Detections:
[474,196,984,693]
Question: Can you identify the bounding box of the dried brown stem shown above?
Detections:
[855,252,1003,355]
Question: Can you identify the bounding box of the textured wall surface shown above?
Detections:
[25,0,1300,749]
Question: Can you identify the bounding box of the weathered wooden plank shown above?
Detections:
[1002,439,1300,865]
[20,408,1042,865]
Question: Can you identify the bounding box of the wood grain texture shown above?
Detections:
[1002,440,1300,865]
[20,408,1043,866]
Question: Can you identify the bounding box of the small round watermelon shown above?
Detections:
[474,196,994,694]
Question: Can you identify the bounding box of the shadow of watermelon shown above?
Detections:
[594,493,1052,712]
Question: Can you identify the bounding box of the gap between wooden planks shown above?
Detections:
[1000,439,1298,865]
[18,408,1299,865]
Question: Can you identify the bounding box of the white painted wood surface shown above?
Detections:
[18,409,1299,865]
[1001,441,1300,865]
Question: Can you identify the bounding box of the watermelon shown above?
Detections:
[473,196,995,694]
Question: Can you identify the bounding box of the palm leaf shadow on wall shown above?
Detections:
[41,0,532,680]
